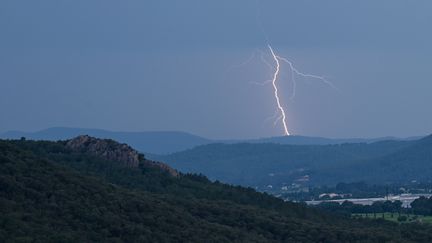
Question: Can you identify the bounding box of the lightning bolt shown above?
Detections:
[233,49,338,137]
[265,45,338,136]
[229,0,338,136]
[268,45,290,136]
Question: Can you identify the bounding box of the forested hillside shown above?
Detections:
[154,136,432,188]
[2,137,432,242]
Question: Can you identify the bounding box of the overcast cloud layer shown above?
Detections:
[1,0,431,139]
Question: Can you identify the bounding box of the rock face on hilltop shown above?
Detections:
[66,135,140,167]
[66,135,178,176]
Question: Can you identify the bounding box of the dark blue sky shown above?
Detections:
[1,0,432,139]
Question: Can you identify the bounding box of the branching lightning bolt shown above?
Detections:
[264,45,338,136]
[276,56,338,96]
[238,0,340,136]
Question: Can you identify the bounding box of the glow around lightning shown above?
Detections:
[268,45,290,135]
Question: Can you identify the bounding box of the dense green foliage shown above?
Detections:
[411,197,432,216]
[153,136,432,188]
[2,139,432,242]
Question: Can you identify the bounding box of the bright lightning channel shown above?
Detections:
[250,0,337,136]
[266,45,336,136]
[268,45,290,136]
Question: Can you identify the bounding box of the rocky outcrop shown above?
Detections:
[66,135,178,176]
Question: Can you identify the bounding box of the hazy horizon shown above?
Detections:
[1,126,428,141]
[2,0,432,139]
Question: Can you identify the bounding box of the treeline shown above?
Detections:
[316,196,432,219]
[316,201,403,218]
[284,182,403,201]
[285,182,432,201]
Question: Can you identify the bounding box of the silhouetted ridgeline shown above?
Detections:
[2,137,432,242]
[0,127,419,154]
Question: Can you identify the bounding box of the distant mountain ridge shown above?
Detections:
[247,135,420,145]
[0,127,422,154]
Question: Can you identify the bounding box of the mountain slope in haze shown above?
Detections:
[153,137,432,188]
[334,135,432,184]
[3,138,431,242]
[1,127,421,155]
[1,127,210,154]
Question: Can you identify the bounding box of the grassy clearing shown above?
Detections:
[353,213,432,224]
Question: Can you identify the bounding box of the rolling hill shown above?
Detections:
[153,136,432,189]
[339,135,432,183]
